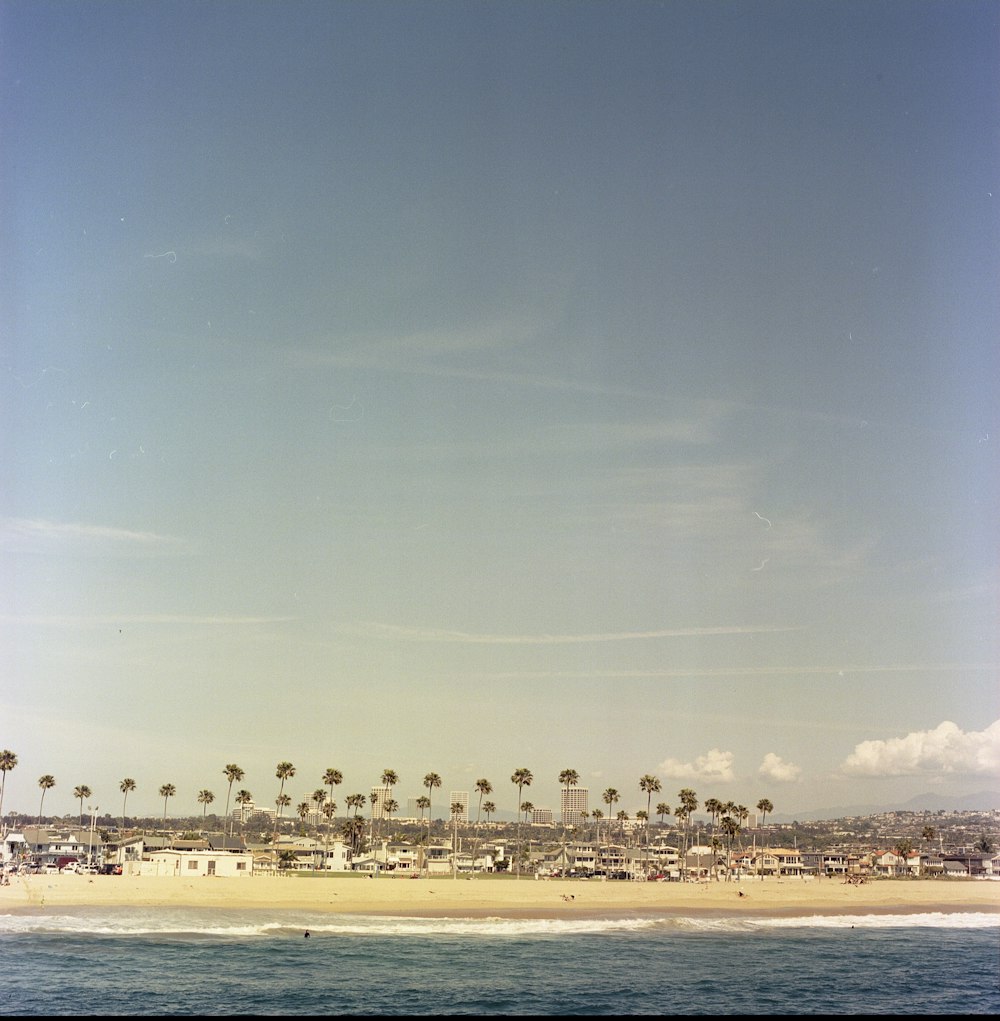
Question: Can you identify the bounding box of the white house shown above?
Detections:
[124,849,253,877]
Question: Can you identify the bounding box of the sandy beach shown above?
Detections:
[3,873,997,919]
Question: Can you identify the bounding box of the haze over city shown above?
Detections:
[2,1,997,822]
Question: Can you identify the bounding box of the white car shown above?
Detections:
[61,863,80,874]
[40,863,61,874]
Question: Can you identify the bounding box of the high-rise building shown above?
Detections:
[531,807,554,825]
[560,786,589,825]
[448,791,470,822]
[369,786,392,819]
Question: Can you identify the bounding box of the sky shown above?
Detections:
[1,0,998,825]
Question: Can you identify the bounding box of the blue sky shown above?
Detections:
[2,0,997,823]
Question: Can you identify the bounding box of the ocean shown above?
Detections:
[2,908,997,1015]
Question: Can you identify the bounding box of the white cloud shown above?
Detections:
[658,748,735,783]
[841,720,1000,777]
[758,752,801,783]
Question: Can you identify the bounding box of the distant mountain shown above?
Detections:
[771,791,1000,823]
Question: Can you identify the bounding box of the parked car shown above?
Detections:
[40,863,60,874]
[61,863,80,874]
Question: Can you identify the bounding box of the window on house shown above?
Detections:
[187,860,199,870]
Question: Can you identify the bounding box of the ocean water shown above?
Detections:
[1,908,997,1016]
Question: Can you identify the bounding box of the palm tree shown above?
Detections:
[677,788,699,876]
[296,801,311,832]
[412,794,427,823]
[756,798,773,828]
[617,809,630,842]
[197,789,215,820]
[720,806,740,880]
[119,778,136,830]
[223,764,245,837]
[423,772,442,841]
[704,797,722,826]
[482,800,496,825]
[272,761,296,844]
[656,801,670,827]
[0,750,18,832]
[471,778,493,878]
[235,789,253,833]
[893,838,915,876]
[450,801,465,878]
[383,798,398,831]
[37,774,55,824]
[591,807,604,842]
[73,785,93,825]
[311,789,327,828]
[158,783,176,825]
[275,793,291,836]
[510,767,533,878]
[380,769,399,839]
[342,815,365,857]
[639,775,661,845]
[323,767,344,818]
[602,788,620,844]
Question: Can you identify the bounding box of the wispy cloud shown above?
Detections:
[0,518,184,555]
[347,621,797,645]
[840,720,1000,777]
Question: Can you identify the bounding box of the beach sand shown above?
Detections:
[3,873,997,919]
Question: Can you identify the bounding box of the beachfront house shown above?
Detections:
[10,826,104,868]
[870,849,921,876]
[124,847,253,877]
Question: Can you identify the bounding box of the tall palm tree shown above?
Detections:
[720,811,740,880]
[450,801,465,878]
[416,795,430,826]
[422,772,442,840]
[0,749,18,832]
[639,775,661,844]
[482,800,496,825]
[272,761,296,844]
[677,787,699,876]
[756,798,773,828]
[158,783,176,825]
[119,778,136,830]
[591,807,604,843]
[73,784,93,826]
[380,769,398,839]
[602,788,619,845]
[198,789,215,820]
[275,793,291,837]
[616,809,629,844]
[472,777,492,878]
[234,789,253,837]
[655,802,670,827]
[510,767,533,878]
[37,774,56,825]
[323,768,343,818]
[311,789,327,828]
[296,801,311,832]
[223,764,245,837]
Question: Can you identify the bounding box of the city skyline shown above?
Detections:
[2,2,997,820]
